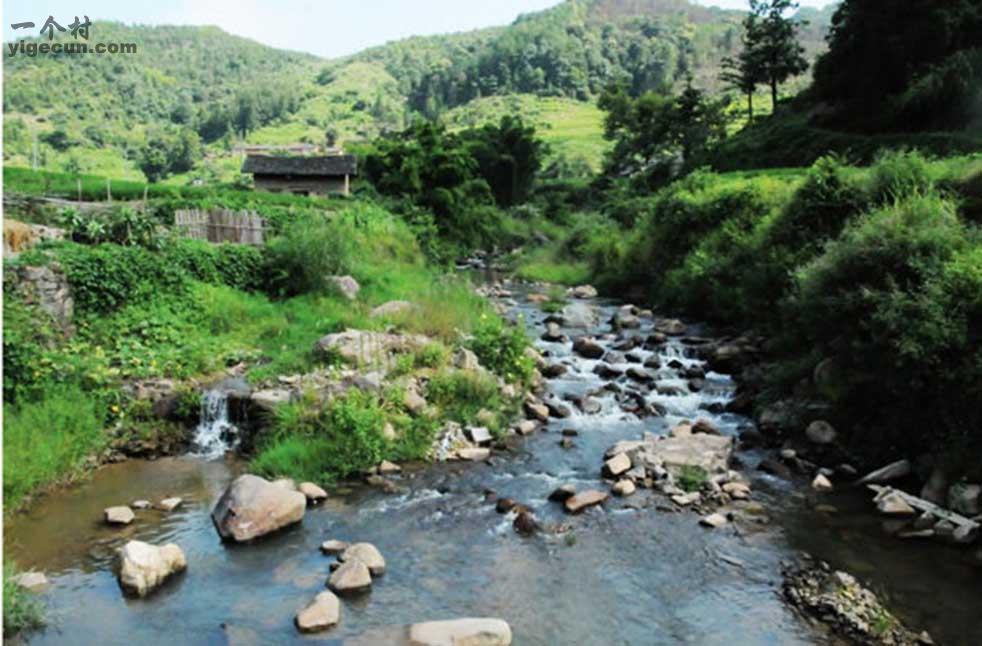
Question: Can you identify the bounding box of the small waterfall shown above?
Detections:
[190,389,240,458]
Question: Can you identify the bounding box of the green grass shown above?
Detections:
[513,244,591,285]
[444,94,609,171]
[3,385,107,508]
[3,564,45,637]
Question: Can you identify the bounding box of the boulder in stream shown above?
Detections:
[408,618,513,646]
[117,540,186,597]
[572,337,604,359]
[328,559,372,595]
[212,474,306,542]
[564,490,609,514]
[299,482,328,503]
[339,542,386,576]
[105,506,135,525]
[295,591,341,633]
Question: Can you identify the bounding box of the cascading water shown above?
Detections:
[190,389,240,458]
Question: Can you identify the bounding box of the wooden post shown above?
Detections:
[106,178,112,202]
[77,178,82,202]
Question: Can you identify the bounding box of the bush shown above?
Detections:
[261,215,356,297]
[427,369,505,431]
[3,385,107,506]
[469,314,534,385]
[166,239,263,291]
[867,150,934,205]
[785,192,979,461]
[251,390,388,481]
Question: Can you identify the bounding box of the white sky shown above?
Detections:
[2,1,839,59]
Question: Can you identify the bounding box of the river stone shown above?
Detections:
[612,480,636,496]
[876,491,916,516]
[295,591,341,633]
[650,434,733,476]
[132,500,151,510]
[378,460,402,474]
[811,474,834,493]
[105,506,135,525]
[157,497,183,512]
[549,484,576,502]
[722,482,751,500]
[466,426,493,445]
[299,482,328,503]
[514,420,537,436]
[568,284,597,299]
[565,490,609,514]
[513,511,538,536]
[524,401,549,423]
[541,322,564,342]
[572,337,604,359]
[805,420,837,445]
[857,459,912,485]
[328,559,372,594]
[212,474,306,542]
[541,363,567,378]
[409,618,513,646]
[250,388,295,412]
[117,540,186,597]
[320,540,349,555]
[672,492,701,506]
[13,571,48,592]
[457,448,491,462]
[339,543,386,576]
[326,275,360,301]
[699,513,728,528]
[603,452,632,478]
[654,318,686,336]
[625,366,653,383]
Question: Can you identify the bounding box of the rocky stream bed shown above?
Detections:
[5,280,981,645]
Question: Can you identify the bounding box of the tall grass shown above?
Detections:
[3,386,107,507]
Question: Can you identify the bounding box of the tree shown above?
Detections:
[598,80,729,183]
[461,116,547,207]
[744,0,809,111]
[139,143,169,183]
[721,22,764,122]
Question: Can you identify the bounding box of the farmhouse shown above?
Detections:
[241,154,357,196]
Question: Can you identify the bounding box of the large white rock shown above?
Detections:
[339,542,386,576]
[564,490,609,514]
[408,618,512,646]
[117,540,186,597]
[650,433,733,475]
[295,591,341,633]
[211,474,306,542]
[299,482,328,503]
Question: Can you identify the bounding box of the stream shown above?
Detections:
[5,283,981,645]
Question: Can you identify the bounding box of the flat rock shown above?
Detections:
[314,329,429,366]
[117,540,186,597]
[105,506,135,525]
[514,420,537,436]
[876,491,916,516]
[295,591,341,633]
[457,448,491,462]
[12,571,48,592]
[370,300,416,318]
[378,460,402,475]
[339,543,386,576]
[328,559,372,595]
[131,500,151,509]
[211,474,306,542]
[651,434,733,475]
[565,490,609,514]
[466,426,493,445]
[672,492,702,506]
[700,513,728,528]
[299,482,328,503]
[612,480,636,496]
[603,452,632,478]
[250,388,295,412]
[408,618,513,646]
[320,540,349,555]
[157,497,183,512]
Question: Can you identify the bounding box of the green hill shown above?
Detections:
[2,0,832,181]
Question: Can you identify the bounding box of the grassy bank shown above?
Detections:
[2,565,45,637]
[4,186,532,508]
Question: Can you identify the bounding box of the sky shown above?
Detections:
[2,0,838,59]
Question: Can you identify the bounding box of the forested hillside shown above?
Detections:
[2,0,831,181]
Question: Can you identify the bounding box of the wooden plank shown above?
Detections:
[868,485,980,529]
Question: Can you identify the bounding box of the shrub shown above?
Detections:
[427,369,505,430]
[785,192,978,461]
[166,239,263,291]
[261,215,356,297]
[867,150,934,205]
[3,384,107,506]
[469,314,534,385]
[252,390,388,481]
[677,465,708,493]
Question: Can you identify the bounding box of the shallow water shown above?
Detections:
[6,287,980,645]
